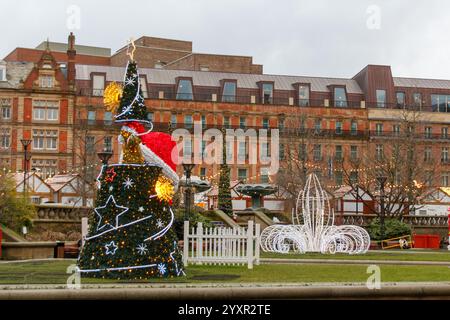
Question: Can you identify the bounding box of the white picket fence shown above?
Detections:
[183,221,261,269]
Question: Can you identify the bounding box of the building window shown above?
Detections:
[183,139,192,158]
[375,123,383,136]
[313,144,322,161]
[0,64,6,81]
[176,79,194,100]
[335,145,343,161]
[298,85,309,106]
[431,94,450,112]
[0,128,10,148]
[88,110,96,125]
[424,146,432,162]
[413,93,422,108]
[442,173,449,187]
[92,75,105,96]
[86,136,95,153]
[222,81,236,103]
[335,171,343,186]
[39,75,54,88]
[299,143,307,161]
[147,112,154,123]
[278,118,284,131]
[393,124,401,136]
[33,130,57,150]
[171,114,177,127]
[31,159,57,179]
[334,87,347,107]
[424,127,432,139]
[279,143,285,160]
[376,90,386,108]
[314,119,321,133]
[1,99,11,120]
[239,116,246,129]
[238,168,248,181]
[442,127,448,139]
[223,116,230,128]
[262,83,273,104]
[350,171,358,185]
[442,147,449,163]
[184,115,193,129]
[376,144,384,160]
[238,141,247,161]
[261,142,270,159]
[200,167,207,179]
[140,76,148,98]
[396,92,405,108]
[262,118,269,129]
[33,100,59,121]
[350,145,358,160]
[104,136,112,152]
[351,120,357,135]
[104,111,113,125]
[201,115,206,129]
[260,167,269,184]
[335,121,342,134]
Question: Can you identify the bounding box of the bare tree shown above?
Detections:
[338,108,438,219]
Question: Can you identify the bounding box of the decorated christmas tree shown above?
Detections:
[77,41,184,279]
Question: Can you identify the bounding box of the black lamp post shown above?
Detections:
[97,149,113,165]
[182,163,195,221]
[20,139,32,195]
[377,176,387,240]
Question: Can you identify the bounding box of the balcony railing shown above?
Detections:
[338,213,448,227]
[369,131,450,141]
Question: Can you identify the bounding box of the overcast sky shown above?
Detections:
[1,0,449,79]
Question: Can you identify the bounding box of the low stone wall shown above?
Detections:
[1,242,57,260]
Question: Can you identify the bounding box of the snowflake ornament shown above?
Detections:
[157,263,167,275]
[123,177,134,189]
[136,243,148,255]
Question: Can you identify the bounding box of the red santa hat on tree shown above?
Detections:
[121,122,180,187]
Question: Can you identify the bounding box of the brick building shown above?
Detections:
[1,33,450,210]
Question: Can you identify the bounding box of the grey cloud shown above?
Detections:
[1,0,449,79]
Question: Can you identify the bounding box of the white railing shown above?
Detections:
[183,221,260,269]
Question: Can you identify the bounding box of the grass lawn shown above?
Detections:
[0,260,450,285]
[261,250,450,262]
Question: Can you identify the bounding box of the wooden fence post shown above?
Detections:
[255,223,261,265]
[183,220,189,266]
[247,220,254,269]
[197,222,203,265]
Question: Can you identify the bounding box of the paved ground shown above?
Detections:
[1,282,450,299]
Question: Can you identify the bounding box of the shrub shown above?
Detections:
[367,218,411,241]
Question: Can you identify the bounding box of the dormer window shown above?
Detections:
[176,78,194,100]
[140,76,148,98]
[262,83,273,104]
[221,80,237,102]
[333,87,348,107]
[297,84,310,107]
[0,63,6,82]
[39,75,54,88]
[92,74,105,96]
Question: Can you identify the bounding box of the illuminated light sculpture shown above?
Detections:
[260,174,370,254]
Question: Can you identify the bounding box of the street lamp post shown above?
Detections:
[20,139,32,196]
[377,176,387,240]
[97,149,113,165]
[182,163,195,221]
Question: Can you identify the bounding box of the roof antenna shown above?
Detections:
[45,37,50,51]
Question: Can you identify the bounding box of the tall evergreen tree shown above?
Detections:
[218,128,233,215]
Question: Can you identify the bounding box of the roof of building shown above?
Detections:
[45,174,80,192]
[393,77,450,90]
[35,41,111,57]
[75,64,364,93]
[0,61,34,89]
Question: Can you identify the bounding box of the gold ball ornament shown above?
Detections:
[103,82,123,112]
[155,176,175,202]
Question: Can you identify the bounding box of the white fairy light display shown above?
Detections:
[260,173,370,254]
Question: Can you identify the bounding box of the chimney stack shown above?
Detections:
[67,32,76,86]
